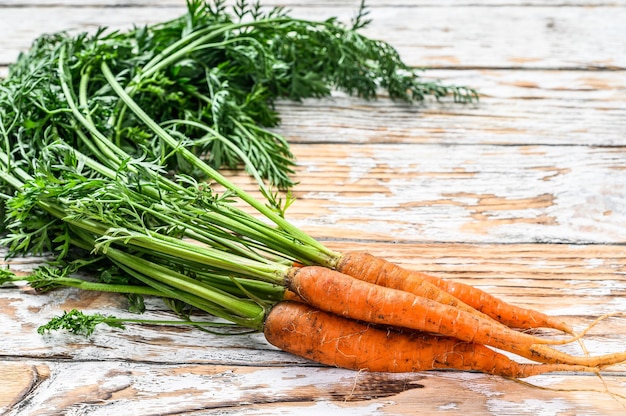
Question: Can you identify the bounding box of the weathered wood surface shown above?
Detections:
[2,0,626,415]
[222,143,626,244]
[2,2,626,70]
[276,70,626,146]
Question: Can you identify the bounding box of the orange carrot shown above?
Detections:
[286,266,554,357]
[264,301,596,377]
[283,289,306,303]
[335,251,501,326]
[285,266,626,367]
[336,251,573,334]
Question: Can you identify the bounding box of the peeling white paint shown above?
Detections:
[298,160,323,173]
[548,295,626,317]
[4,361,397,416]
[237,367,358,392]
[527,261,568,270]
[295,145,626,244]
[438,402,459,410]
[562,279,624,296]
[338,156,380,184]
[486,398,574,416]
[584,258,606,269]
[448,373,504,398]
[239,401,389,416]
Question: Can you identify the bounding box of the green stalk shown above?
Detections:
[192,270,285,301]
[70,226,271,329]
[68,215,284,284]
[13,174,290,286]
[56,52,123,169]
[101,60,338,264]
[160,118,270,186]
[78,68,120,163]
[138,19,288,81]
[37,131,306,266]
[85,317,242,327]
[56,51,328,266]
[37,309,254,337]
[96,230,286,283]
[31,276,166,297]
[124,199,276,264]
[0,166,25,190]
[106,246,266,329]
[0,158,273,287]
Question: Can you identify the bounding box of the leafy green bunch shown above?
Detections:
[1,0,476,194]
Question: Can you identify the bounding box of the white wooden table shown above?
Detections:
[2,1,626,414]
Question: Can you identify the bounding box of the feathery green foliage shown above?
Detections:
[1,0,477,193]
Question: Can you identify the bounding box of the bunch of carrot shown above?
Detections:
[26,212,626,379]
[1,0,624,382]
[3,64,624,379]
[260,257,626,377]
[27,235,626,378]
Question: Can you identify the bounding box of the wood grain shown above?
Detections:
[1,2,626,70]
[2,361,625,416]
[218,143,626,244]
[274,69,626,146]
[0,362,48,413]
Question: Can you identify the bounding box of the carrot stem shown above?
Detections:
[100,60,338,266]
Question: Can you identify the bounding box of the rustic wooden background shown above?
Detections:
[1,1,626,414]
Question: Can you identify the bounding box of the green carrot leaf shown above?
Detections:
[38,309,125,336]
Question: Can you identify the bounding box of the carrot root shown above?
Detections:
[337,251,573,334]
[285,266,626,367]
[529,344,626,368]
[287,267,559,355]
[264,301,599,377]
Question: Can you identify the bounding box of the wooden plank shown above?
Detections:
[0,5,186,69]
[3,0,626,8]
[273,69,626,146]
[0,285,294,365]
[1,3,626,70]
[0,362,46,413]
[218,144,626,244]
[1,360,625,415]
